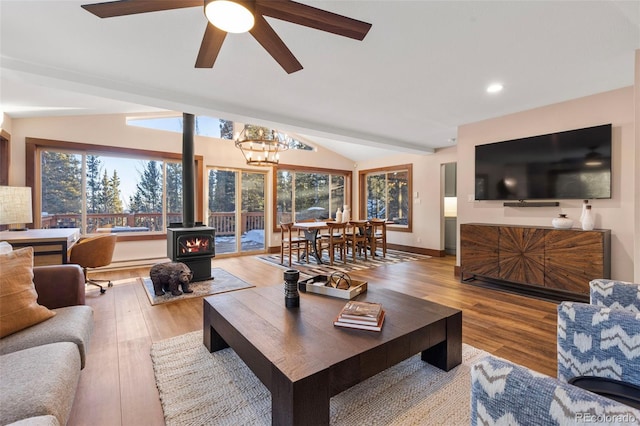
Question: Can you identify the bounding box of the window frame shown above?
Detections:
[272,164,352,230]
[358,164,413,233]
[0,130,9,186]
[26,137,204,241]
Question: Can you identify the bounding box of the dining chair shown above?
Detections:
[318,221,347,265]
[368,218,387,258]
[280,222,310,267]
[346,220,369,262]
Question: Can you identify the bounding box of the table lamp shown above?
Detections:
[0,186,33,231]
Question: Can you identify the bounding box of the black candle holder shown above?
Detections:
[284,269,300,308]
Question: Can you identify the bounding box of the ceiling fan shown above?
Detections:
[81,0,372,74]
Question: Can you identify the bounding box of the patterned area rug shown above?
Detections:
[259,249,431,277]
[140,268,254,305]
[151,331,488,425]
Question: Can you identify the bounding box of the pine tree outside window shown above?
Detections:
[36,146,193,234]
[358,164,412,231]
[274,165,350,227]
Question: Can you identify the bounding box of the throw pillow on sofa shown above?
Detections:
[0,247,56,338]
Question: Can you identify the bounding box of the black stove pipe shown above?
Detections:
[182,113,195,228]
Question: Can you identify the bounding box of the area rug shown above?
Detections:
[151,331,488,425]
[140,268,254,305]
[259,249,431,277]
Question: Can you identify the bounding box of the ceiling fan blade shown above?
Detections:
[256,0,372,41]
[195,23,227,68]
[81,0,202,18]
[250,14,303,74]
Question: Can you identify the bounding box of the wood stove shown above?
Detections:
[166,113,216,282]
[167,225,215,281]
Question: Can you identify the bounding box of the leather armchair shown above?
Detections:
[34,264,86,308]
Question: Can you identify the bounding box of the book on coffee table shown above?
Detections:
[334,310,385,331]
[334,301,385,331]
[339,301,383,321]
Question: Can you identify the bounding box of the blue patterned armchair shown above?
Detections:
[471,279,640,425]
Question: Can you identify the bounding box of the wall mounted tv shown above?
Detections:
[475,124,612,201]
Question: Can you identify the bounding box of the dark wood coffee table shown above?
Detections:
[203,285,462,426]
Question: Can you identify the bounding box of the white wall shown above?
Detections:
[457,87,637,281]
[6,112,354,262]
[354,146,457,252]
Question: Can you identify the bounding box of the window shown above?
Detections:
[26,138,203,237]
[127,115,228,139]
[274,165,350,227]
[208,168,266,254]
[127,116,314,150]
[359,164,412,232]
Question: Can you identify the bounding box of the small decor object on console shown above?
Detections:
[581,205,595,231]
[334,300,385,331]
[552,214,573,229]
[150,262,193,296]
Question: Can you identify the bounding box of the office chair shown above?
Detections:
[68,234,117,294]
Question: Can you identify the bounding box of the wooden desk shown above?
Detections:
[0,228,80,265]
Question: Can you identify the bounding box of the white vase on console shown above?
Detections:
[552,214,573,229]
[581,205,594,231]
[579,199,589,224]
[335,207,342,222]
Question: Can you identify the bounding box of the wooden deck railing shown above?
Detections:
[41,213,182,233]
[208,212,264,236]
[41,212,265,235]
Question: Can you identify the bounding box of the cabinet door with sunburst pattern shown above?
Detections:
[498,226,545,286]
[460,224,499,279]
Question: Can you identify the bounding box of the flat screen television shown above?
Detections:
[475,124,612,201]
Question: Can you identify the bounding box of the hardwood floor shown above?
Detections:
[68,254,558,425]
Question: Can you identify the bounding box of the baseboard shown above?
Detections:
[99,257,170,271]
[386,243,445,257]
[267,246,280,254]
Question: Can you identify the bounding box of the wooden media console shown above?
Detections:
[460,223,611,299]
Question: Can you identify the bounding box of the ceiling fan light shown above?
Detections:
[205,0,254,33]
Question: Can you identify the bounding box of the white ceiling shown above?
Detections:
[1,0,639,161]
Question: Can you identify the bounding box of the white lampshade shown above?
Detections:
[205,0,254,33]
[0,186,33,230]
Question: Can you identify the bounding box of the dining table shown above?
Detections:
[293,220,372,264]
[292,221,329,264]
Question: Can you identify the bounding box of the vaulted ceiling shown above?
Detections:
[1,1,639,160]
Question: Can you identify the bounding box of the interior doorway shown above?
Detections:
[442,162,457,255]
[207,168,266,255]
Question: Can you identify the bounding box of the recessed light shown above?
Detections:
[486,83,504,94]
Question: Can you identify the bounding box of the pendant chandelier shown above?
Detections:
[234,126,290,166]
